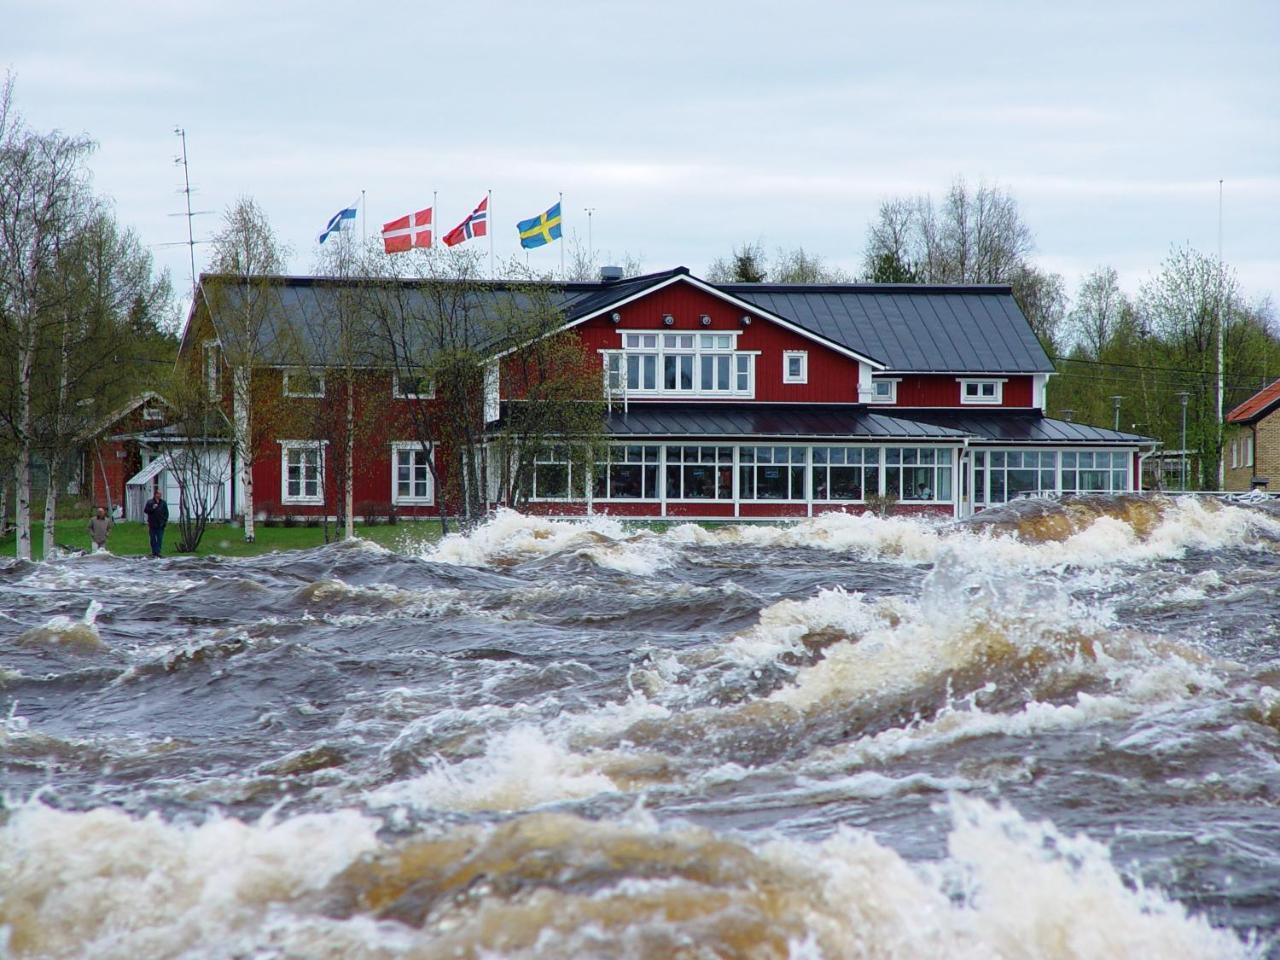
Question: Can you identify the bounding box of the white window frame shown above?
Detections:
[203,340,221,395]
[1231,440,1239,468]
[958,378,1005,405]
[393,372,435,400]
[867,377,900,404]
[783,351,808,384]
[607,329,755,398]
[391,442,435,505]
[283,369,325,399]
[280,441,325,504]
[1246,434,1254,468]
[141,405,164,422]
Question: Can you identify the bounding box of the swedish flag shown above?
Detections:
[517,201,562,249]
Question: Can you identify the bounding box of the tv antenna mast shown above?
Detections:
[162,127,214,294]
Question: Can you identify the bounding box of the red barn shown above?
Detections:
[176,266,1156,523]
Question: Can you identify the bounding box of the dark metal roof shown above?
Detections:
[604,404,969,440]
[190,269,1051,377]
[903,410,1154,445]
[723,284,1053,374]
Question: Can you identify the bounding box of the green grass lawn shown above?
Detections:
[1,517,444,561]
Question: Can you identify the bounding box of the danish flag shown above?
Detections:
[381,207,432,253]
[443,196,488,247]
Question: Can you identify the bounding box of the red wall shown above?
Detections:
[574,282,863,403]
[892,374,1035,408]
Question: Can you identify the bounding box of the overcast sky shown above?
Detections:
[7,0,1278,317]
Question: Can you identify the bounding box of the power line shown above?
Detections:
[1052,355,1274,392]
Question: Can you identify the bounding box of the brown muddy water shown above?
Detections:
[2,494,1280,959]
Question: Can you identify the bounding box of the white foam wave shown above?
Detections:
[367,725,617,813]
[425,508,673,574]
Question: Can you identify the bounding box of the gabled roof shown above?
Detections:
[180,269,1051,376]
[1227,379,1280,425]
[75,391,172,443]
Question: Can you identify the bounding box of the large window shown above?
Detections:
[1061,450,1129,494]
[885,447,951,502]
[740,446,807,500]
[666,445,733,500]
[392,444,434,504]
[594,445,660,500]
[281,442,324,504]
[976,450,1055,504]
[813,447,879,500]
[609,332,753,397]
[531,446,588,501]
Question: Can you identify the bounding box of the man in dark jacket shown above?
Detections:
[143,489,169,557]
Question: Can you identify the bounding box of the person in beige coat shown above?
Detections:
[87,506,113,553]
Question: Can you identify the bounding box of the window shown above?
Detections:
[284,370,325,398]
[959,379,1003,405]
[142,405,164,422]
[1231,440,1239,469]
[812,447,879,500]
[394,372,435,399]
[392,444,434,504]
[1246,435,1254,468]
[613,331,753,397]
[740,446,807,500]
[1061,450,1129,495]
[593,445,660,500]
[281,442,324,504]
[867,378,898,404]
[974,450,1055,505]
[203,341,221,395]
[667,445,733,500]
[884,447,952,502]
[531,446,588,501]
[783,351,808,384]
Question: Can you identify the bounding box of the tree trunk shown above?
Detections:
[14,317,34,560]
[42,454,59,558]
[234,367,255,541]
[0,476,7,536]
[344,378,354,540]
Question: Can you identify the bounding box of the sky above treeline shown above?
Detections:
[7,0,1278,318]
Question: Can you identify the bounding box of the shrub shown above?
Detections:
[281,514,298,528]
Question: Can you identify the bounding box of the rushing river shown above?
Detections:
[2,495,1280,959]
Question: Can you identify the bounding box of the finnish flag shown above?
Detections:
[318,201,358,244]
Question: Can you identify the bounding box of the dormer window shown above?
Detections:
[959,378,1004,405]
[867,378,899,404]
[783,351,808,384]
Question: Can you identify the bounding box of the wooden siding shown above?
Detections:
[573,282,862,403]
[890,374,1035,408]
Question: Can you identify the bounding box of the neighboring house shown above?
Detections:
[1225,378,1280,491]
[81,392,235,521]
[176,266,1156,521]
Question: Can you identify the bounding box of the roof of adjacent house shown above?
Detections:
[186,267,1052,375]
[1227,379,1280,425]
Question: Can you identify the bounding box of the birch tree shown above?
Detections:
[0,77,94,559]
[207,197,287,542]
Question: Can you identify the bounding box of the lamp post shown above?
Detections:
[1111,395,1124,432]
[1176,391,1190,491]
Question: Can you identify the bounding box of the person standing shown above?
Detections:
[143,488,169,558]
[87,506,113,553]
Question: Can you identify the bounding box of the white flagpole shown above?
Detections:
[433,190,438,249]
[488,189,494,279]
[361,189,366,244]
[559,191,564,279]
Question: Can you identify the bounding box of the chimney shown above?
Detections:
[599,265,624,283]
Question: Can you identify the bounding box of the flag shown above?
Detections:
[442,196,488,247]
[517,201,562,249]
[381,208,433,253]
[317,200,357,244]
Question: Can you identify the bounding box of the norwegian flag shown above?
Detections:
[443,196,488,247]
[381,207,432,253]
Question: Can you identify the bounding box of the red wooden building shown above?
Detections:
[176,266,1155,522]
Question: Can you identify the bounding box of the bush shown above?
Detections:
[304,516,320,528]
[281,514,299,528]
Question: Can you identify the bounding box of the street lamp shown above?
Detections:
[1111,395,1124,432]
[1176,391,1190,491]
